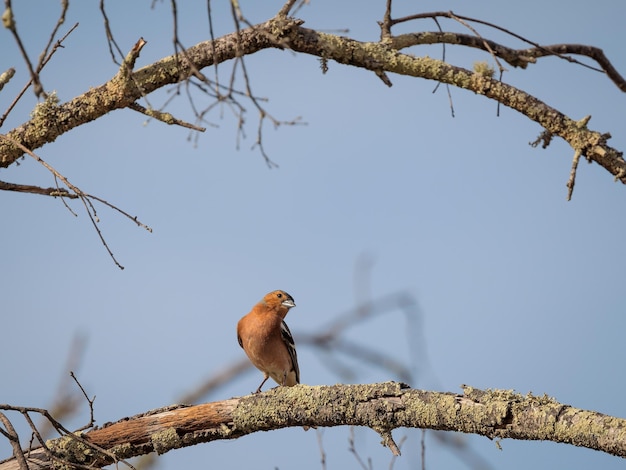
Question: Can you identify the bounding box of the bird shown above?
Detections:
[237,290,300,394]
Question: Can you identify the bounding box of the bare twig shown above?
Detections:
[2,0,46,97]
[420,429,426,470]
[428,17,455,117]
[0,68,15,92]
[37,335,89,441]
[36,0,70,73]
[0,23,78,128]
[128,102,206,131]
[2,136,125,268]
[99,0,125,64]
[376,428,401,456]
[348,426,373,470]
[0,135,152,268]
[379,0,393,41]
[447,11,506,75]
[0,412,28,470]
[567,149,582,201]
[388,435,407,470]
[316,429,327,470]
[69,372,97,432]
[278,0,298,17]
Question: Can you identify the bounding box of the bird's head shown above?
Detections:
[261,290,296,315]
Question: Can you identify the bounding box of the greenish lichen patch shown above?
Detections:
[46,432,94,465]
[109,442,133,459]
[30,91,60,120]
[473,61,495,78]
[151,427,182,454]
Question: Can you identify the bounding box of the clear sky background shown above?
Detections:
[2,1,625,469]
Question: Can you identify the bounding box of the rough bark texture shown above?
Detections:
[1,15,624,184]
[1,383,625,470]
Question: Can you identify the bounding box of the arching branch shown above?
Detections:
[0,16,304,168]
[2,12,624,187]
[1,383,625,470]
[281,25,626,184]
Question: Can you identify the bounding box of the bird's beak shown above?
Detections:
[282,299,296,308]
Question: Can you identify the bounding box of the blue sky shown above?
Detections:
[2,1,625,469]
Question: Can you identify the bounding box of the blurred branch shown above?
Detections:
[37,336,89,440]
[2,383,625,470]
[179,291,421,402]
[179,358,253,404]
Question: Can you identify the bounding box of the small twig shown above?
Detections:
[53,174,79,215]
[420,429,426,470]
[375,70,393,87]
[117,37,147,82]
[448,11,507,76]
[348,426,372,470]
[37,335,88,440]
[99,0,125,65]
[70,372,97,431]
[88,193,153,232]
[0,411,28,470]
[376,428,401,457]
[290,0,310,16]
[277,0,298,17]
[316,428,327,470]
[379,0,393,42]
[567,149,582,201]
[3,0,46,97]
[0,135,152,268]
[36,0,70,73]
[566,115,592,200]
[530,130,553,149]
[128,102,206,131]
[429,17,455,117]
[14,145,126,267]
[0,67,15,92]
[388,435,407,470]
[0,22,78,127]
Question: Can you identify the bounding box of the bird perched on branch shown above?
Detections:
[237,290,300,393]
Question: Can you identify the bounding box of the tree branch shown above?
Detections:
[0,16,304,168]
[1,383,625,470]
[1,11,624,187]
[282,25,626,184]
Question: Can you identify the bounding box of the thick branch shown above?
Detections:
[282,26,626,184]
[1,383,625,470]
[0,16,303,168]
[2,15,624,185]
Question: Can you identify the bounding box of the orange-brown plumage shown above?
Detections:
[237,290,299,393]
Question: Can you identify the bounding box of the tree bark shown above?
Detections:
[1,14,624,184]
[1,383,625,470]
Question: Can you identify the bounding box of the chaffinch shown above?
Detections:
[237,290,300,393]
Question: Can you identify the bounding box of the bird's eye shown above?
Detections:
[277,293,283,298]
